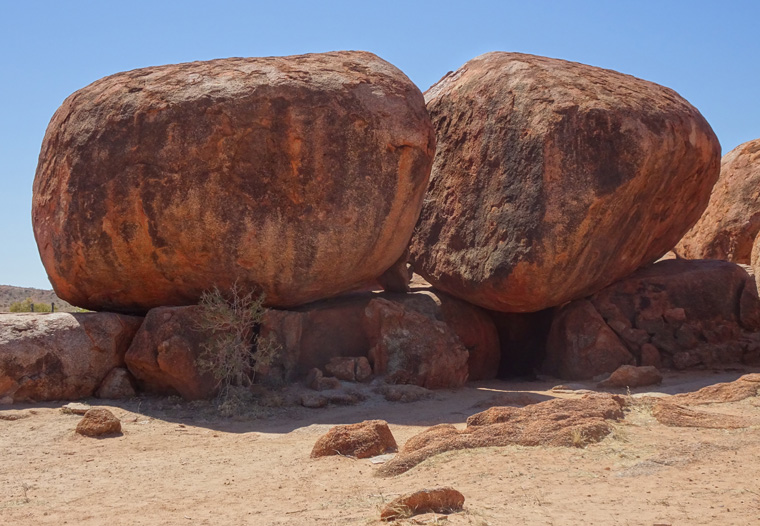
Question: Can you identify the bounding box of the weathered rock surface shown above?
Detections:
[752,235,760,291]
[366,298,469,389]
[378,394,625,476]
[544,300,635,380]
[380,487,465,521]
[0,312,142,403]
[670,373,760,405]
[261,290,499,385]
[597,365,663,389]
[411,52,721,313]
[677,139,760,263]
[76,408,122,437]
[124,306,217,400]
[544,260,760,379]
[310,419,397,458]
[33,51,435,313]
[96,367,137,399]
[652,400,752,429]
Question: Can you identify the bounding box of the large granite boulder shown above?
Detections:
[32,51,435,313]
[124,306,218,400]
[544,259,760,379]
[0,312,142,403]
[677,139,760,263]
[411,52,721,313]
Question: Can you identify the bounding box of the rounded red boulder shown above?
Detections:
[411,52,720,312]
[33,51,435,312]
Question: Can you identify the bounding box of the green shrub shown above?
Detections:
[9,298,52,313]
[195,283,280,408]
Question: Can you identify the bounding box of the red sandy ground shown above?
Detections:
[1,368,759,526]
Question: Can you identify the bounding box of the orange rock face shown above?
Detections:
[677,139,760,263]
[33,51,435,312]
[411,52,721,313]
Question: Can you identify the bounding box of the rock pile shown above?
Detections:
[11,50,754,402]
[544,259,760,379]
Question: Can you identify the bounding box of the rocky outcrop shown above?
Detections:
[33,51,435,313]
[677,139,760,262]
[669,373,760,405]
[124,306,217,400]
[652,401,752,429]
[0,312,142,403]
[544,259,760,380]
[411,52,721,313]
[310,420,397,458]
[378,394,626,476]
[260,290,499,385]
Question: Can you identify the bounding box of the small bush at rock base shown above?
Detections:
[195,283,280,409]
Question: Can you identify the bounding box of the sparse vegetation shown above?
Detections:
[195,283,281,413]
[9,298,52,313]
[0,285,77,312]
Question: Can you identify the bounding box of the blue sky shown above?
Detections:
[1,1,758,289]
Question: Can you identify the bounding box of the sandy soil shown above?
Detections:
[1,367,759,526]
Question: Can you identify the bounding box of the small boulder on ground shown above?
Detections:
[597,365,663,389]
[300,393,328,409]
[76,408,122,437]
[305,368,342,391]
[311,420,397,459]
[380,487,465,521]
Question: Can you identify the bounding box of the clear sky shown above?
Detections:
[1,0,758,289]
